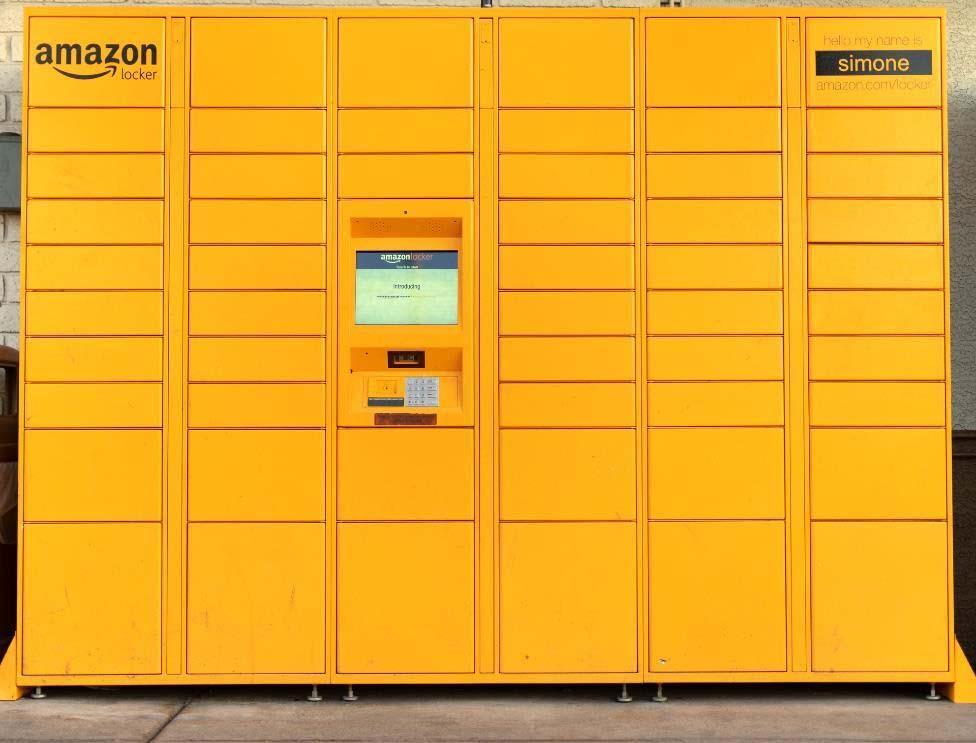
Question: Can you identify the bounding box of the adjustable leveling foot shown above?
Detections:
[926,683,942,701]
[30,686,46,700]
[307,684,322,702]
[342,684,359,702]
[652,683,668,703]
[615,683,633,703]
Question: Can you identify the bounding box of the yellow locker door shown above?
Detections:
[646,18,781,107]
[191,18,326,107]
[338,18,473,107]
[500,430,637,521]
[649,522,787,672]
[22,523,161,676]
[337,523,475,674]
[338,429,474,522]
[648,428,785,520]
[499,18,634,108]
[27,17,165,107]
[187,524,326,674]
[812,522,948,672]
[24,430,162,522]
[500,523,637,673]
[188,430,326,522]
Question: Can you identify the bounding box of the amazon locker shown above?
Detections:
[4,5,974,701]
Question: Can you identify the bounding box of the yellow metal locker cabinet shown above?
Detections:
[4,5,975,702]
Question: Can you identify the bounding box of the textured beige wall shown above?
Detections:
[2,0,972,425]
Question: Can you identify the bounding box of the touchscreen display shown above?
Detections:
[355,251,459,325]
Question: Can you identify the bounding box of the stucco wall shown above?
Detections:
[1,0,972,427]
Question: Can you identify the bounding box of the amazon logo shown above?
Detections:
[34,42,159,81]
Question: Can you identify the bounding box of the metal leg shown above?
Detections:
[615,683,633,703]
[30,686,46,700]
[926,682,942,701]
[652,683,668,703]
[307,684,322,702]
[342,684,359,702]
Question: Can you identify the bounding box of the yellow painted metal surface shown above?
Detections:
[647,337,783,381]
[648,245,782,290]
[338,429,474,521]
[338,523,475,673]
[22,524,162,675]
[647,154,782,198]
[500,245,634,290]
[499,18,634,107]
[647,200,783,244]
[189,201,327,244]
[191,155,326,199]
[812,522,948,672]
[189,292,326,336]
[26,200,164,244]
[188,430,326,522]
[339,154,474,198]
[339,18,472,107]
[189,246,326,290]
[501,291,635,335]
[501,110,633,153]
[500,337,635,381]
[340,110,473,153]
[808,244,943,289]
[27,245,163,290]
[647,291,783,335]
[646,18,781,106]
[26,383,162,428]
[187,523,326,674]
[810,429,946,521]
[807,109,942,153]
[27,337,163,382]
[191,18,326,107]
[500,523,638,673]
[808,199,943,244]
[29,108,164,152]
[500,430,636,521]
[191,109,327,153]
[648,428,784,520]
[28,154,164,198]
[647,108,781,153]
[649,522,787,672]
[13,6,967,694]
[25,430,162,522]
[189,337,326,382]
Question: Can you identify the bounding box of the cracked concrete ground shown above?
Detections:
[1,684,975,743]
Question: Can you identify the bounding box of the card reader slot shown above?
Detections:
[388,350,425,369]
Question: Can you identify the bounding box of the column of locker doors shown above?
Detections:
[644,17,789,674]
[805,17,950,674]
[184,17,328,675]
[496,17,640,675]
[20,16,168,678]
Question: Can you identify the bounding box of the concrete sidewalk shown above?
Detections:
[1,683,975,743]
